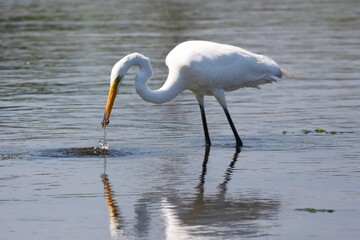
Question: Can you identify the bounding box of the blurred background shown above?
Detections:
[1,0,359,239]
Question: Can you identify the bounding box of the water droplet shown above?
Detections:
[93,128,109,154]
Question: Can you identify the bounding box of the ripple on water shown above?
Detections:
[33,145,168,159]
[36,147,132,158]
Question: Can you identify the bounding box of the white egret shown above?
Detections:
[101,40,293,147]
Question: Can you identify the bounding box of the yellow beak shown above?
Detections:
[101,76,121,128]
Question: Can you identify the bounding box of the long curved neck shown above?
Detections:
[125,53,185,104]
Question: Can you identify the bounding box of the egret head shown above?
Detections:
[101,74,123,128]
[101,53,150,128]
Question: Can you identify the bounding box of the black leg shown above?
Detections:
[199,145,211,185]
[199,104,211,146]
[223,107,243,147]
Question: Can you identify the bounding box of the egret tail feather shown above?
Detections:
[281,68,295,79]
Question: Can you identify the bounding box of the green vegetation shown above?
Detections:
[315,128,326,133]
[295,208,334,213]
[282,128,353,135]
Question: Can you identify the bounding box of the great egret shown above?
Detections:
[101,40,292,147]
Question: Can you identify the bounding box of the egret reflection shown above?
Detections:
[102,159,124,239]
[162,146,281,238]
[101,147,280,239]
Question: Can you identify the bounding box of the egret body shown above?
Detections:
[102,40,292,147]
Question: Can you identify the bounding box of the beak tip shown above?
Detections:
[101,118,109,128]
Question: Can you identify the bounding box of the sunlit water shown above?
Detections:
[1,0,360,239]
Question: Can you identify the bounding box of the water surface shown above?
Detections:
[1,0,360,239]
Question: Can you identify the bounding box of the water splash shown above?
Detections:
[94,128,109,155]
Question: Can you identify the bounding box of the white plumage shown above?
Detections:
[102,40,293,147]
[167,41,281,92]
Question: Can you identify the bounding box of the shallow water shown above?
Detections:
[1,0,360,239]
